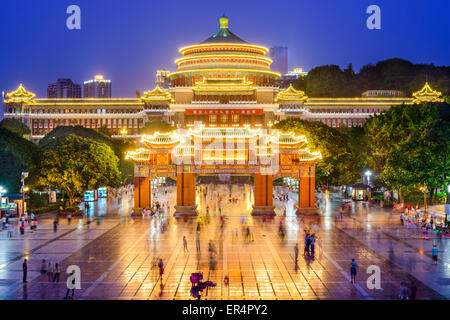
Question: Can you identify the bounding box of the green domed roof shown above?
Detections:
[200,16,248,44]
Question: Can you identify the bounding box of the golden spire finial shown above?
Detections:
[220,15,229,29]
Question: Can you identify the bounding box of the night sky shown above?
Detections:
[1,0,449,98]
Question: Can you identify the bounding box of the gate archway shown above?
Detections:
[127,125,322,216]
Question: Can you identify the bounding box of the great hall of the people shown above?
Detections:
[2,17,444,216]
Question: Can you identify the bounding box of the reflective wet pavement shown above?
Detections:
[0,185,448,300]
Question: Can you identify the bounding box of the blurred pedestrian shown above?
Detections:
[40,259,47,276]
[22,259,28,283]
[158,259,164,282]
[47,262,53,282]
[350,259,357,284]
[432,244,438,265]
[53,263,60,283]
[183,236,189,252]
[294,243,299,264]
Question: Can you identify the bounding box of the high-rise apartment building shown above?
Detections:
[84,75,111,98]
[47,78,82,98]
[156,70,171,89]
[268,46,288,76]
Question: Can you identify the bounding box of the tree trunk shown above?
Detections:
[399,188,404,204]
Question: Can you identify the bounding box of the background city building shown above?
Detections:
[47,78,81,98]
[277,68,308,88]
[84,75,112,98]
[156,70,171,89]
[269,46,288,76]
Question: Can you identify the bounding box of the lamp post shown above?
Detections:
[423,185,428,213]
[20,172,28,219]
[365,170,372,185]
[0,186,6,198]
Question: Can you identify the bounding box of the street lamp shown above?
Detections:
[0,186,6,197]
[120,128,128,136]
[21,172,28,219]
[365,170,372,185]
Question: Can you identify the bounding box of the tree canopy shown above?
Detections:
[39,126,134,182]
[0,118,31,137]
[296,58,450,97]
[0,127,38,193]
[273,119,362,186]
[365,103,450,198]
[33,134,121,206]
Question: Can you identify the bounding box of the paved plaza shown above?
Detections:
[0,184,448,300]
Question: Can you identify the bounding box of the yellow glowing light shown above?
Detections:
[95,75,104,80]
[120,128,128,135]
[168,68,280,79]
[175,54,273,66]
[412,82,444,104]
[4,83,36,104]
[141,85,174,103]
[275,84,308,103]
[179,43,269,56]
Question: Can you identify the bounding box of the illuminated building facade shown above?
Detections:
[2,16,445,216]
[2,17,444,139]
[47,78,82,98]
[84,75,112,98]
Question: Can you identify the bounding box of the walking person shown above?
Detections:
[196,231,201,252]
[47,261,54,282]
[20,220,25,235]
[67,214,72,225]
[318,237,323,256]
[350,259,357,283]
[399,282,409,300]
[53,219,58,233]
[310,234,316,257]
[400,213,404,226]
[40,259,47,276]
[22,259,28,283]
[158,259,164,283]
[304,233,310,257]
[294,243,299,264]
[183,235,189,252]
[65,270,76,299]
[432,244,438,265]
[53,263,60,283]
[7,223,14,238]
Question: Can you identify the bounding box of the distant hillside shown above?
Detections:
[295,58,450,98]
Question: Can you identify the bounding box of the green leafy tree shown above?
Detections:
[40,126,134,182]
[0,128,37,193]
[0,118,31,137]
[365,103,449,202]
[273,119,359,186]
[33,134,121,206]
[97,125,112,138]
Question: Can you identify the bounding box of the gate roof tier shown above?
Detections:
[4,83,36,104]
[192,78,256,95]
[275,85,308,103]
[412,82,444,104]
[141,85,174,103]
[140,132,181,149]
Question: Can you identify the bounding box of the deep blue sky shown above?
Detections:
[1,0,449,97]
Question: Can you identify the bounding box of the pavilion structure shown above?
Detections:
[126,125,321,216]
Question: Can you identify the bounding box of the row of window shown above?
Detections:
[32,118,141,129]
[309,107,385,114]
[31,108,142,114]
